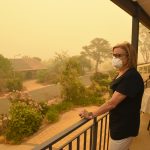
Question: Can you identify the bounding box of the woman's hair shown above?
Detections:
[112,42,137,68]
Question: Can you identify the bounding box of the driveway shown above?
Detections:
[0,73,92,114]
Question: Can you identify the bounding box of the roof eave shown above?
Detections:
[111,0,150,30]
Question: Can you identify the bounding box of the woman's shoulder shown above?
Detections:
[124,68,143,81]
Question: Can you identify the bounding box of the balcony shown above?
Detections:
[33,74,150,150]
[33,112,150,150]
[33,113,110,150]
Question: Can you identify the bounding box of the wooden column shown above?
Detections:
[131,3,139,66]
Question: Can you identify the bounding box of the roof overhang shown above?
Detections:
[110,0,150,30]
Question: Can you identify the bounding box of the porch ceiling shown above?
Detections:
[111,0,150,29]
[137,0,150,17]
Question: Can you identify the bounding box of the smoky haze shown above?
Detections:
[0,0,132,60]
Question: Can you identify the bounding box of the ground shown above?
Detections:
[23,79,48,91]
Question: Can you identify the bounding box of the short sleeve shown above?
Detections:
[116,74,141,97]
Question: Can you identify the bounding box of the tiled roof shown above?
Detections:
[10,58,47,72]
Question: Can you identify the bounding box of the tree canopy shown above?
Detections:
[0,54,13,92]
[81,38,111,72]
[70,55,91,75]
[0,54,13,79]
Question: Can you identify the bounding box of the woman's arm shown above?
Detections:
[79,91,126,119]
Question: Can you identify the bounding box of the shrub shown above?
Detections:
[46,108,59,123]
[54,101,74,113]
[36,70,59,84]
[5,102,42,143]
[60,58,87,104]
[8,91,43,113]
[91,72,110,86]
[39,101,50,116]
[108,69,117,80]
[72,82,105,106]
[61,81,86,104]
[0,79,7,93]
[36,70,47,83]
[0,54,13,93]
[0,114,9,135]
[78,96,104,106]
[6,78,23,92]
[90,72,111,94]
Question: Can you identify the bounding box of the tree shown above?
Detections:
[60,58,86,103]
[0,55,13,79]
[70,55,91,75]
[139,24,150,63]
[36,51,69,84]
[81,38,111,72]
[53,51,69,74]
[0,55,13,92]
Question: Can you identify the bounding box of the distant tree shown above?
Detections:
[139,24,150,63]
[70,55,91,75]
[36,51,69,84]
[60,58,86,103]
[53,51,69,74]
[0,55,13,92]
[81,38,111,72]
[0,55,13,78]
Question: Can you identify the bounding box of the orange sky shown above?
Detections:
[0,0,132,60]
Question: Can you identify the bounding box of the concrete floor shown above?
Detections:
[131,113,150,150]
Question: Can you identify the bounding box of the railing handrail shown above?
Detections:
[33,113,109,150]
[137,62,150,66]
[33,119,88,150]
[136,63,150,87]
[143,75,150,88]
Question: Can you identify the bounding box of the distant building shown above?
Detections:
[10,57,47,79]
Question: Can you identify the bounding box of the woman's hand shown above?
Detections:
[79,109,94,119]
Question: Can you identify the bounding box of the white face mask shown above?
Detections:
[112,57,123,69]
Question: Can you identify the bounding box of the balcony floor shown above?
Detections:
[130,113,150,150]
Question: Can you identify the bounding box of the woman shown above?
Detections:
[79,42,144,150]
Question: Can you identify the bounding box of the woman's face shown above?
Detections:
[113,47,129,69]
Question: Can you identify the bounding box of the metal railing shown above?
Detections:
[144,76,150,88]
[33,64,150,150]
[143,74,150,133]
[137,63,150,88]
[33,113,109,150]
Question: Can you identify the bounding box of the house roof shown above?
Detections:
[111,0,150,29]
[10,58,47,72]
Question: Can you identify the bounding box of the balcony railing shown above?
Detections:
[33,63,150,150]
[33,113,109,150]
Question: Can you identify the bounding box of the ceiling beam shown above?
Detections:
[111,0,150,29]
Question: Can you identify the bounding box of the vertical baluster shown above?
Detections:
[89,127,93,150]
[147,120,150,130]
[69,142,72,150]
[77,136,80,150]
[106,130,109,150]
[103,116,107,150]
[83,131,87,150]
[106,115,109,150]
[49,145,52,150]
[99,119,103,150]
[92,117,98,150]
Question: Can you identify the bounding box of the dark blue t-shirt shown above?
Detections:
[109,68,144,140]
